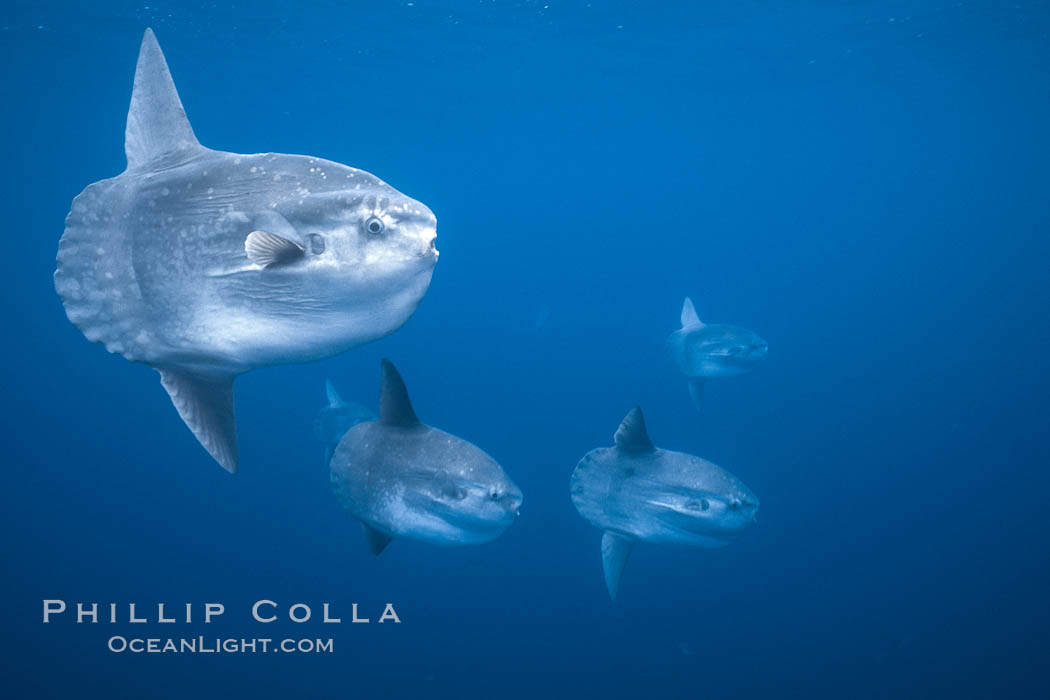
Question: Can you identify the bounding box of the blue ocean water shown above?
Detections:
[3,0,1049,697]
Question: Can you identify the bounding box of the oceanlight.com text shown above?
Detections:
[107,636,334,654]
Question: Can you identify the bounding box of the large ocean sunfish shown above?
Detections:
[331,360,522,555]
[570,407,759,600]
[666,297,767,409]
[54,30,438,472]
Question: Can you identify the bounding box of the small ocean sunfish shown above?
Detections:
[666,297,768,408]
[570,406,759,600]
[330,360,522,554]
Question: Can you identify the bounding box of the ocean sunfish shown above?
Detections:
[570,406,759,600]
[314,379,376,465]
[666,297,767,408]
[331,360,522,554]
[54,30,438,472]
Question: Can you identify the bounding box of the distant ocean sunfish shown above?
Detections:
[666,297,767,408]
[331,360,522,554]
[54,30,438,472]
[570,406,759,600]
[314,379,376,465]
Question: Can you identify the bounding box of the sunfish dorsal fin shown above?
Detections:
[601,532,633,601]
[379,359,420,427]
[325,379,344,407]
[362,523,392,556]
[613,406,654,453]
[681,296,703,329]
[125,28,202,170]
[158,370,237,473]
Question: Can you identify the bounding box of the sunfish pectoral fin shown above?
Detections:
[680,296,704,329]
[433,469,466,500]
[601,532,633,601]
[688,379,706,410]
[362,523,392,556]
[125,29,204,170]
[158,370,238,473]
[245,230,305,267]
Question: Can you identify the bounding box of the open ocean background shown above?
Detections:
[2,1,1048,697]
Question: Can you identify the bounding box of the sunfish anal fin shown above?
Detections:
[680,296,704,329]
[613,406,655,454]
[601,532,633,601]
[688,379,706,410]
[245,230,304,267]
[159,370,238,473]
[379,359,420,427]
[125,29,203,170]
[362,523,392,556]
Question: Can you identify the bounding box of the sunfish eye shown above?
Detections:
[365,216,385,235]
[489,489,500,501]
[307,233,325,254]
[700,499,710,511]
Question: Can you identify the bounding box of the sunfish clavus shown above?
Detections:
[331,360,522,554]
[570,406,759,600]
[54,30,438,472]
[666,297,767,408]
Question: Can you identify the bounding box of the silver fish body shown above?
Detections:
[570,407,758,599]
[54,30,437,472]
[331,361,522,553]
